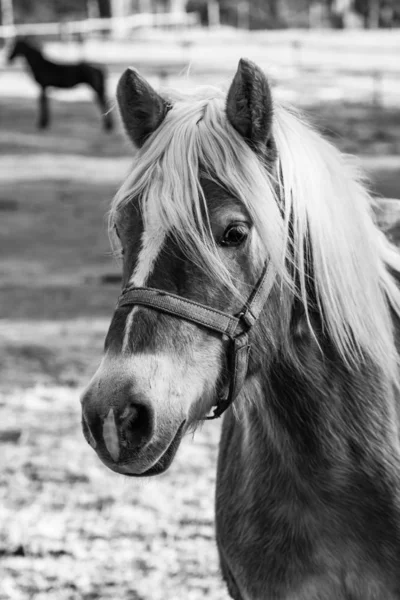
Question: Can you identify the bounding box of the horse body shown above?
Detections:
[24,55,103,90]
[7,37,113,130]
[81,59,400,598]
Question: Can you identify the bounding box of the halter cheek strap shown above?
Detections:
[117,264,276,419]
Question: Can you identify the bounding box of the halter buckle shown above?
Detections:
[205,332,251,420]
[205,396,232,420]
[237,308,256,330]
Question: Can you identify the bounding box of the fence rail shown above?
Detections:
[1,24,399,108]
[0,12,198,40]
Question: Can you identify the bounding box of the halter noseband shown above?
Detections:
[117,264,276,419]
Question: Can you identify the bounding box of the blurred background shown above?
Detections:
[1,1,400,599]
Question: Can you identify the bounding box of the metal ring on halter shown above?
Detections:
[117,263,276,419]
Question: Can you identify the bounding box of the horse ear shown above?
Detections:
[117,68,169,148]
[226,59,273,153]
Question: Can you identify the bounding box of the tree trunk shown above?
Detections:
[366,0,380,27]
[207,0,220,26]
[269,0,280,21]
[97,0,112,18]
[237,0,250,29]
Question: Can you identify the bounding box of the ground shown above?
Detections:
[1,44,400,599]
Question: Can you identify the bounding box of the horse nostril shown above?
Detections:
[81,390,154,462]
[119,402,153,450]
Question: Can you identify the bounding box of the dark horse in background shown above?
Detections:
[7,37,113,131]
[81,58,400,599]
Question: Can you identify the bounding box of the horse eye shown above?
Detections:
[220,223,249,247]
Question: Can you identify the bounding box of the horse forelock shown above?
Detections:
[111,87,283,294]
[111,85,400,382]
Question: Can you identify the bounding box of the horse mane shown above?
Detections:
[111,85,400,381]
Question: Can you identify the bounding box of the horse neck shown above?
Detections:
[20,46,46,75]
[217,337,400,593]
[235,319,400,498]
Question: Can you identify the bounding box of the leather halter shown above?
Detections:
[117,264,276,419]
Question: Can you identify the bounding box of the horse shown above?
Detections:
[80,58,400,599]
[7,37,113,131]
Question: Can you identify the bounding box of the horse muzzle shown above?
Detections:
[80,378,186,476]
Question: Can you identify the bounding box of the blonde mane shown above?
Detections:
[111,85,400,380]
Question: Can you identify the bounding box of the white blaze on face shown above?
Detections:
[121,219,166,354]
[122,308,136,354]
[129,222,166,288]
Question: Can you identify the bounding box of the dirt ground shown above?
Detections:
[1,88,400,600]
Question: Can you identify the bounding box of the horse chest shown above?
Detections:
[215,414,400,600]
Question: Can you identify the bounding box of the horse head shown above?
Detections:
[80,59,283,476]
[81,57,400,479]
[7,36,40,63]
